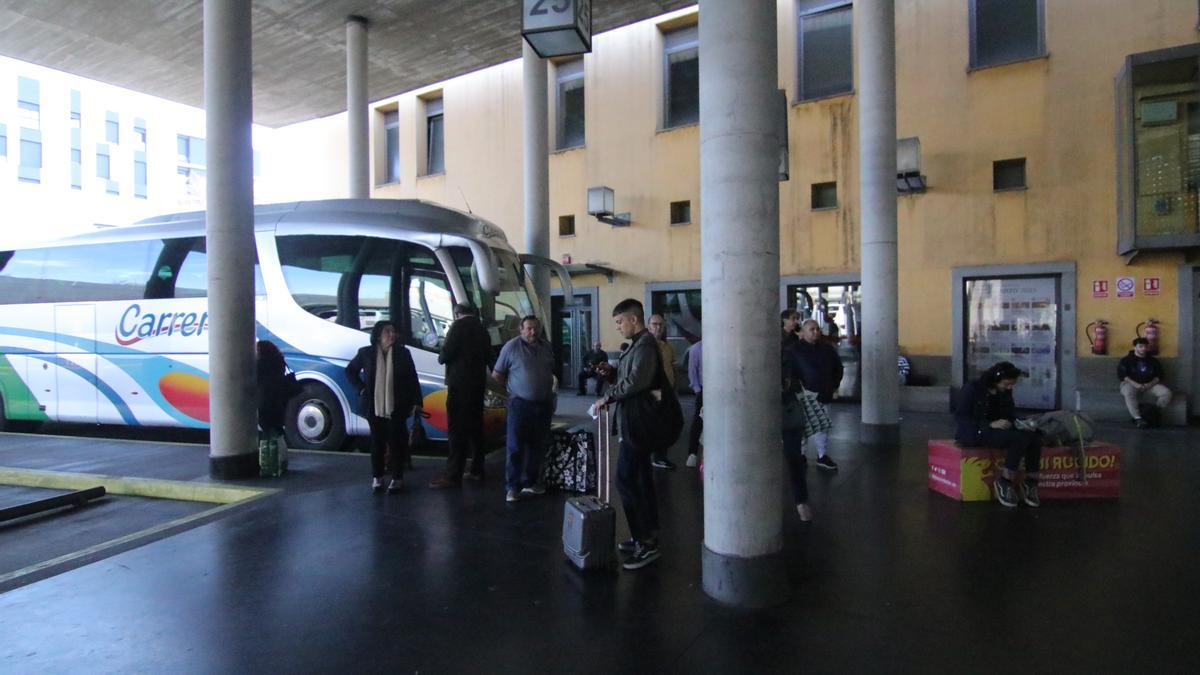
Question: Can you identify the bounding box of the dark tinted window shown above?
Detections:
[799,5,853,101]
[664,26,699,129]
[971,0,1044,69]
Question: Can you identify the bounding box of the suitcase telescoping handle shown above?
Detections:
[598,407,610,503]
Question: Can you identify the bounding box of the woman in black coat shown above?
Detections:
[345,321,423,493]
[955,361,1042,508]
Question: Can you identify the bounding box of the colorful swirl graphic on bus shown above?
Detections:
[116,304,210,346]
[157,371,211,423]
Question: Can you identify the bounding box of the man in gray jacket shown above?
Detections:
[596,298,663,570]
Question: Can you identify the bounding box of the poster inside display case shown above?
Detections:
[964,276,1059,409]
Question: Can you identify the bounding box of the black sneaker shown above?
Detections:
[618,538,637,553]
[995,479,1018,507]
[651,457,676,470]
[816,455,839,471]
[1022,482,1041,508]
[1134,417,1149,429]
[622,543,661,570]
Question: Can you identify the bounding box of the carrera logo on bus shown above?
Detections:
[116,304,210,345]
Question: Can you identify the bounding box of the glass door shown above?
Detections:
[784,282,862,400]
[551,290,595,390]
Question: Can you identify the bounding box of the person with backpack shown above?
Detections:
[955,361,1043,508]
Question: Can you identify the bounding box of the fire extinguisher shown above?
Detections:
[1086,319,1109,355]
[1137,318,1161,355]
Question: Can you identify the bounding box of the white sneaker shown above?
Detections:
[796,503,813,522]
[521,484,547,496]
[506,489,521,503]
[387,478,402,493]
[686,454,698,468]
[371,477,384,492]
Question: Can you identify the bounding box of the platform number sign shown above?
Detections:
[522,0,592,58]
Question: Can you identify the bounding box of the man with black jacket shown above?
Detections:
[596,298,664,571]
[430,304,493,488]
[1118,337,1172,428]
[792,318,842,471]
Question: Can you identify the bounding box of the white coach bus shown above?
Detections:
[0,199,571,451]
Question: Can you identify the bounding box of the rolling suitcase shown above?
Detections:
[562,409,615,570]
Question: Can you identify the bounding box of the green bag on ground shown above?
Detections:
[259,432,285,478]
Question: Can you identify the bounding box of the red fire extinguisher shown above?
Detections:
[1137,319,1162,355]
[1086,319,1109,355]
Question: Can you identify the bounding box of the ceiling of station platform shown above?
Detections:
[0,0,694,127]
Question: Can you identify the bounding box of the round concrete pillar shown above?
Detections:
[522,41,550,313]
[698,0,788,608]
[346,16,369,199]
[204,0,258,479]
[857,0,900,445]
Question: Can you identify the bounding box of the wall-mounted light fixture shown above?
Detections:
[896,136,927,194]
[587,186,631,226]
[521,0,592,58]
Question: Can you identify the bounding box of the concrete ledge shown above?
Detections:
[701,544,789,609]
[0,467,273,504]
[900,385,951,413]
[1073,387,1189,425]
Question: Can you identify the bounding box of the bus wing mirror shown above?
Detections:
[518,254,575,306]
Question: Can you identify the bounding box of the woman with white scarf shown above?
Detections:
[346,321,423,492]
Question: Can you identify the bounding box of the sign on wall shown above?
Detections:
[1116,276,1136,298]
[1144,277,1161,296]
[1092,280,1109,298]
[964,276,1059,409]
[522,0,592,58]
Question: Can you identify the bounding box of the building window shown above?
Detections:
[71,147,82,190]
[97,143,117,194]
[556,59,585,150]
[797,2,853,101]
[559,215,576,237]
[670,200,691,225]
[177,134,206,202]
[993,158,1026,191]
[425,98,445,175]
[17,76,40,126]
[0,123,7,158]
[18,129,41,183]
[135,152,148,199]
[663,25,699,129]
[105,111,120,144]
[1116,45,1200,253]
[969,0,1046,69]
[811,181,838,209]
[134,118,147,148]
[383,110,400,183]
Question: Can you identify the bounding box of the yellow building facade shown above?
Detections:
[258,0,1200,409]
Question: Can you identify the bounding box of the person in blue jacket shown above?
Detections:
[955,361,1042,508]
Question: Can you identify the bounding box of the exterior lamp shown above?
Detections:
[522,0,592,58]
[587,186,631,227]
[896,136,927,194]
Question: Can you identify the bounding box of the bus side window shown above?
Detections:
[145,237,264,300]
[0,249,45,304]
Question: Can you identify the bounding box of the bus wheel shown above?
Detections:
[284,382,347,451]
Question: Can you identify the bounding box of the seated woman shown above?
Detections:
[955,361,1042,508]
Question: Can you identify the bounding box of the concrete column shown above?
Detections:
[204,0,258,479]
[522,41,550,313]
[346,16,369,199]
[699,0,788,608]
[856,0,900,445]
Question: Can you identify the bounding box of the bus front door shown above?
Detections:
[54,304,97,424]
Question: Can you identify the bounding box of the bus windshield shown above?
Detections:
[277,234,454,352]
[448,247,538,350]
